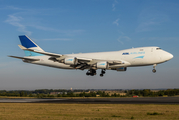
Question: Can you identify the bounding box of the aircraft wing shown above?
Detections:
[19,45,129,69]
[74,58,126,70]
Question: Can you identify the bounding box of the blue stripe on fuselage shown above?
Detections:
[133,56,144,59]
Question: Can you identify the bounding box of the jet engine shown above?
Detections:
[96,61,109,69]
[64,57,78,65]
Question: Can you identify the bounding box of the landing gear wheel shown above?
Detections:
[99,69,106,77]
[152,69,156,73]
[86,69,97,76]
[91,73,94,76]
[100,74,104,77]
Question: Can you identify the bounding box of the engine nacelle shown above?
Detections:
[64,57,78,65]
[116,67,127,71]
[96,61,109,69]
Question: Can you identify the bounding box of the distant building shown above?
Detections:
[119,93,127,96]
[50,92,67,95]
[96,94,100,97]
[104,91,126,96]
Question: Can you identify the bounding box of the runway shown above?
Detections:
[0,98,64,103]
[0,97,179,104]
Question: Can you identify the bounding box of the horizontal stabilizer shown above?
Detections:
[8,56,40,61]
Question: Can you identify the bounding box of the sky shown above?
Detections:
[0,0,179,90]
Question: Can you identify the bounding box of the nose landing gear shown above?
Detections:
[152,64,157,73]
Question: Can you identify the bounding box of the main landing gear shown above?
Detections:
[100,69,106,77]
[86,69,106,77]
[152,64,157,73]
[86,69,96,76]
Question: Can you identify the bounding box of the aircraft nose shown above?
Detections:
[168,53,173,60]
[160,51,173,62]
[166,52,173,60]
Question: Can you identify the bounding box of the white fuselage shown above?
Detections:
[26,46,173,70]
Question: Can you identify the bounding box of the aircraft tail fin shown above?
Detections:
[19,35,44,56]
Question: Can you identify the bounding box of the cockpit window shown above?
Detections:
[156,48,162,50]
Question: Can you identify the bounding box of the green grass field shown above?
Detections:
[0,103,179,120]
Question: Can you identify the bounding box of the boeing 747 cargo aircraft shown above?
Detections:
[9,35,173,77]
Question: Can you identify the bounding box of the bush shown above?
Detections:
[57,94,62,97]
[111,115,121,117]
[147,112,164,115]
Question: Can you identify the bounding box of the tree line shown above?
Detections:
[0,89,179,98]
[127,89,179,97]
